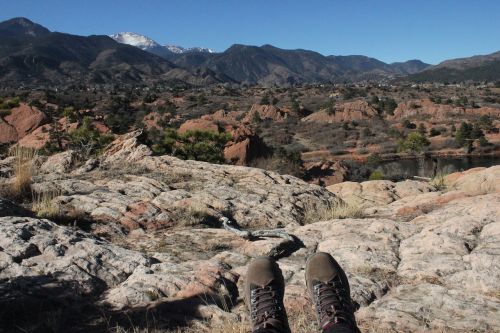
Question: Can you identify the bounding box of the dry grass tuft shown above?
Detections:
[173,201,213,226]
[207,320,248,333]
[304,199,364,224]
[8,146,38,199]
[287,304,317,332]
[429,172,447,191]
[31,189,61,219]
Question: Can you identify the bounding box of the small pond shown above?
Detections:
[350,155,500,181]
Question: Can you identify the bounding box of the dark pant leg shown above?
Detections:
[253,329,282,333]
[323,323,361,333]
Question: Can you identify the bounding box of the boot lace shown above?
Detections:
[313,276,352,329]
[250,285,284,330]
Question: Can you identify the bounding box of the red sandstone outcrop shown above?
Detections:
[243,104,288,123]
[178,118,221,134]
[142,111,172,131]
[0,121,18,143]
[4,103,47,138]
[17,124,51,149]
[301,100,378,123]
[392,99,500,120]
[201,109,244,126]
[0,103,48,144]
[92,121,111,134]
[178,113,267,165]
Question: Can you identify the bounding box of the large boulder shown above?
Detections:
[4,103,47,139]
[224,125,268,165]
[445,165,500,194]
[101,130,151,164]
[40,150,77,174]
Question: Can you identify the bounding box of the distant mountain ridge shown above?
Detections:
[109,31,431,84]
[409,51,500,82]
[168,44,431,85]
[0,17,497,86]
[0,18,226,86]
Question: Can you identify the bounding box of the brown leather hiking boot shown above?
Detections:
[305,252,360,333]
[245,257,290,333]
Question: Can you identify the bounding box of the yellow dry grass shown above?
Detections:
[9,146,37,199]
[304,199,364,224]
[31,189,61,219]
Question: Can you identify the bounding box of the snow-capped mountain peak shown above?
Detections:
[110,31,215,55]
[165,45,215,54]
[110,32,160,50]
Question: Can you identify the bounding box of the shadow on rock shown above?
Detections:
[0,274,235,333]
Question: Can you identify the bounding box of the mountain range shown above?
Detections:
[110,32,431,85]
[0,17,498,87]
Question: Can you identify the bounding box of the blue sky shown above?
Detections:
[2,0,499,64]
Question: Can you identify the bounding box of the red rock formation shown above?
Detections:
[4,103,48,138]
[302,100,378,123]
[201,109,244,126]
[92,121,111,134]
[392,99,500,120]
[178,119,220,134]
[224,138,253,165]
[178,113,267,165]
[0,121,18,143]
[465,106,500,117]
[17,124,50,149]
[0,103,48,144]
[243,104,288,123]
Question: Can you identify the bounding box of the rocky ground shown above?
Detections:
[0,133,499,332]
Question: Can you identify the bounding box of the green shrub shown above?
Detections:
[369,170,384,180]
[402,119,416,129]
[366,153,382,166]
[455,121,485,149]
[478,115,493,131]
[63,107,77,122]
[7,97,20,108]
[68,117,113,157]
[388,127,403,138]
[383,98,397,115]
[152,129,231,164]
[429,127,441,137]
[260,93,270,105]
[418,123,427,135]
[323,98,336,115]
[478,136,489,147]
[398,132,430,153]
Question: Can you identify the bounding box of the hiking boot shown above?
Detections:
[305,252,359,332]
[245,257,290,333]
